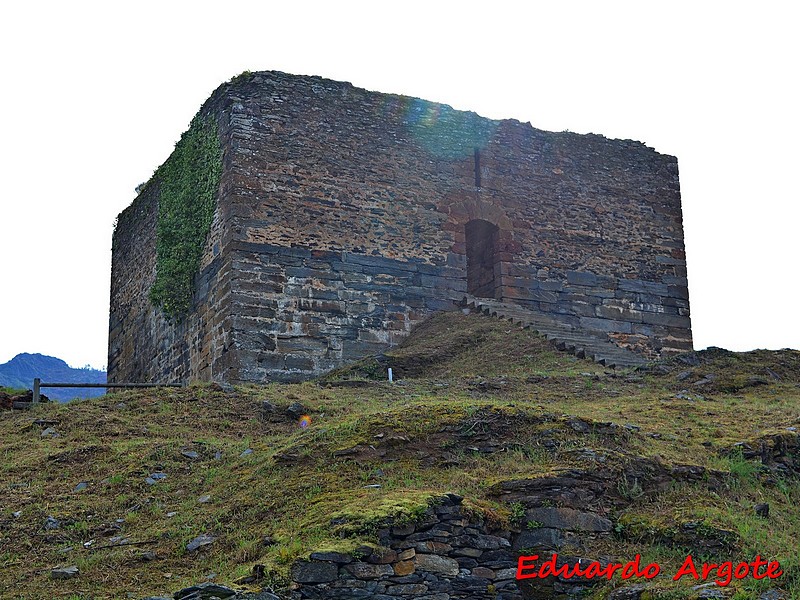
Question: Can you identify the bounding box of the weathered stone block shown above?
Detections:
[298,299,347,315]
[284,354,315,371]
[618,279,669,296]
[668,285,690,300]
[512,527,562,551]
[385,583,429,595]
[524,507,612,532]
[309,551,353,564]
[566,270,597,286]
[344,562,394,579]
[366,547,397,564]
[392,560,415,576]
[640,312,691,329]
[413,554,459,576]
[595,305,643,322]
[579,317,633,334]
[291,560,339,583]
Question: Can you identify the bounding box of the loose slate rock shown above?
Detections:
[186,534,216,553]
[181,450,200,460]
[146,472,167,485]
[285,401,307,421]
[40,427,60,438]
[609,585,647,599]
[173,582,237,599]
[694,585,726,599]
[51,565,79,579]
[758,591,787,600]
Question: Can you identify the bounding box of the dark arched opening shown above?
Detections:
[465,219,500,298]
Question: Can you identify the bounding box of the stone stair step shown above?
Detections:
[460,294,648,370]
[478,309,574,330]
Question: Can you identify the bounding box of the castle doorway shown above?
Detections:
[465,219,500,298]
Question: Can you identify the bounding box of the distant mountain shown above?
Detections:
[0,353,106,402]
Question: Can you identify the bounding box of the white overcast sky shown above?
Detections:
[0,1,798,370]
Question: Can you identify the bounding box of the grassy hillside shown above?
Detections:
[1,312,798,599]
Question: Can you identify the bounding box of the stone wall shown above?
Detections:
[286,492,649,600]
[228,241,465,382]
[108,103,237,384]
[109,71,692,384]
[288,494,527,600]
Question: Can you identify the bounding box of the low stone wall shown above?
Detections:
[288,494,525,600]
[286,493,645,600]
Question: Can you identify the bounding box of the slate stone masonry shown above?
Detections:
[288,494,526,600]
[108,71,692,384]
[287,494,627,600]
[230,241,466,382]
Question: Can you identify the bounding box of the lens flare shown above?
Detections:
[299,415,312,429]
[403,98,496,160]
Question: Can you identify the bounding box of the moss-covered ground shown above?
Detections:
[1,312,798,599]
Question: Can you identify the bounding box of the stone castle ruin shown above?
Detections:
[108,71,692,384]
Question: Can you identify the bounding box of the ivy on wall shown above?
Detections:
[149,114,223,318]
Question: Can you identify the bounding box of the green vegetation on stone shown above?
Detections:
[149,113,222,318]
[1,386,26,395]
